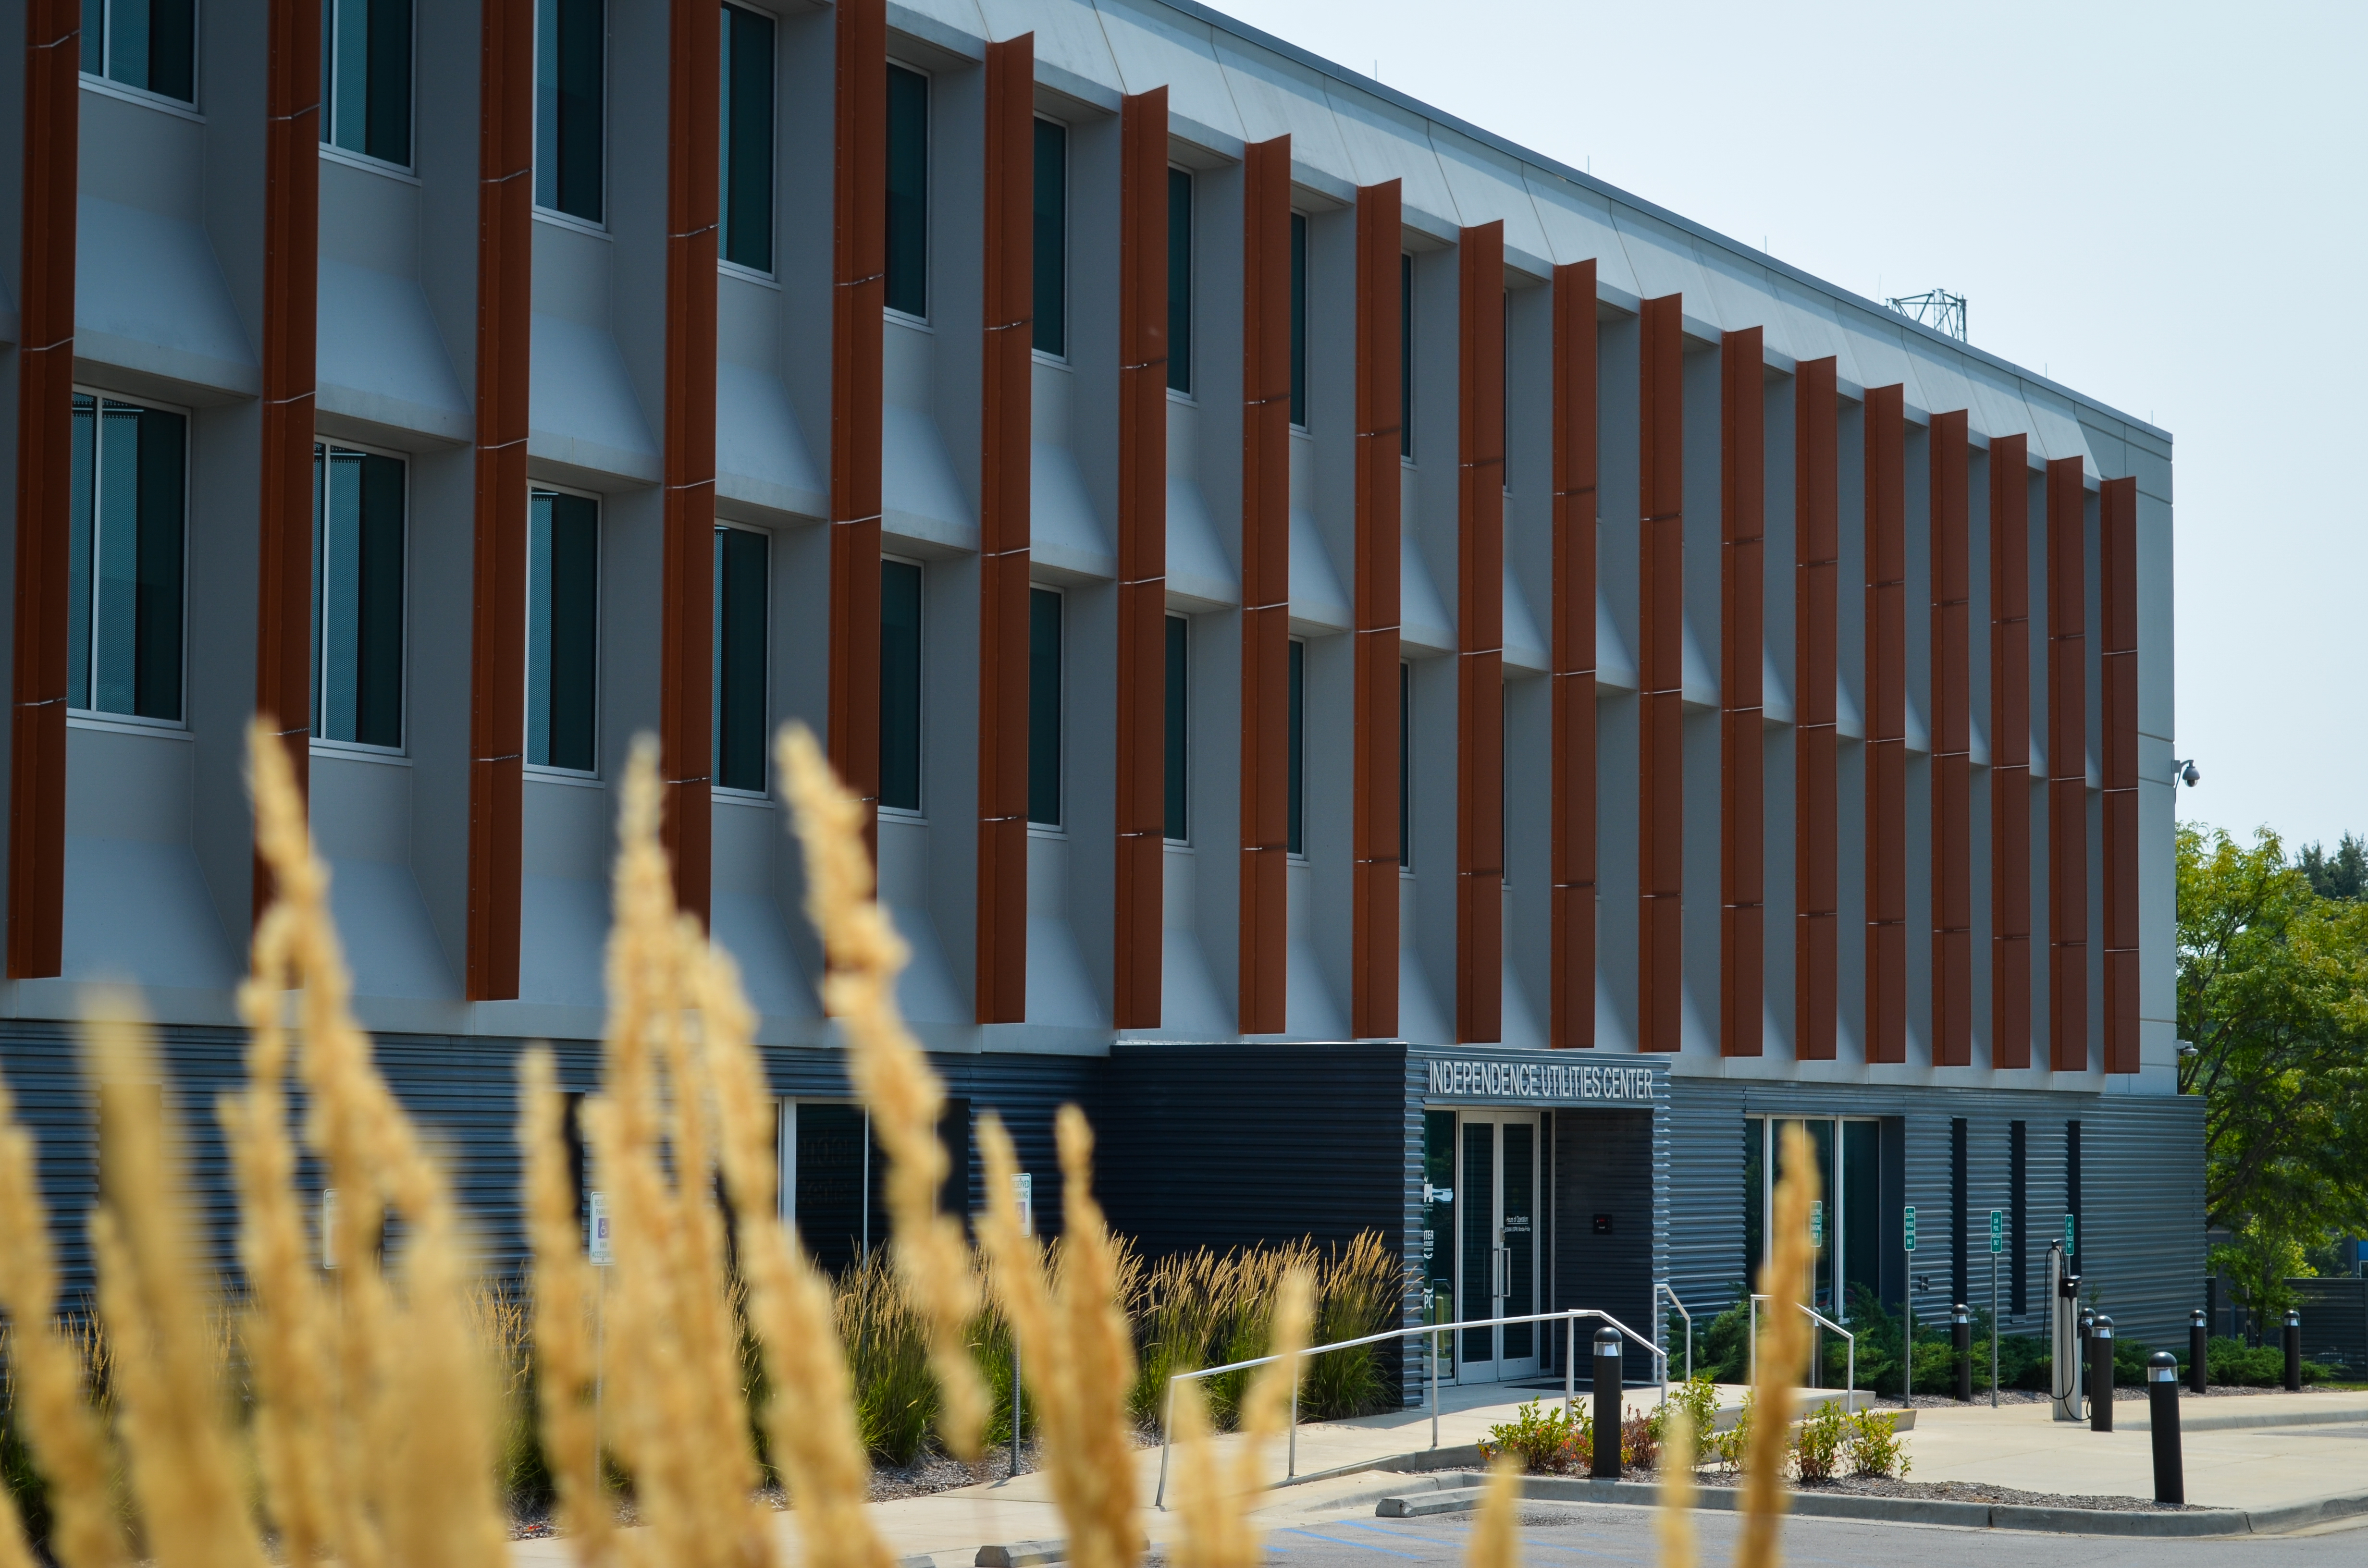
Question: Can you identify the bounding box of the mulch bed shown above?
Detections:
[1859,1381,2326,1408]
[1690,1471,2195,1512]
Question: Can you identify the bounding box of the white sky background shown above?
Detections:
[1215,0,2368,854]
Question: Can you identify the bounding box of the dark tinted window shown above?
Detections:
[1398,661,1410,867]
[313,446,406,748]
[85,0,196,103]
[719,3,775,272]
[535,0,605,221]
[1167,168,1192,394]
[1032,119,1066,356]
[323,0,413,165]
[1286,637,1305,856]
[1028,587,1061,826]
[528,490,600,771]
[880,559,923,811]
[1289,211,1307,428]
[1164,614,1187,841]
[713,526,768,792]
[1400,252,1413,458]
[68,394,185,722]
[885,65,929,318]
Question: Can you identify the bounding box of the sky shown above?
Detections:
[1215,0,2368,854]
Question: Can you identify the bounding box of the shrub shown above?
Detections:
[1480,1399,1589,1474]
[2207,1335,2333,1387]
[1844,1408,1910,1478]
[1649,1373,1719,1464]
[1619,1409,1658,1470]
[1790,1400,1848,1483]
[1706,1388,1754,1472]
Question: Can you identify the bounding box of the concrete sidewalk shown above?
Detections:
[507,1385,2368,1565]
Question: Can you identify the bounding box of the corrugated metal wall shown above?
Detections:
[1554,1109,1657,1379]
[2293,1278,2368,1373]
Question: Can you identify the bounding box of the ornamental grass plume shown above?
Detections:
[778,724,987,1457]
[1735,1122,1820,1568]
[1654,1404,1695,1568]
[1170,1268,1312,1568]
[1461,1458,1521,1568]
[0,1050,126,1568]
[977,1108,1142,1568]
[574,739,774,1568]
[517,1049,614,1565]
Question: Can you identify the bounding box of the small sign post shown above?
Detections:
[1902,1206,1918,1400]
[1989,1209,2006,1408]
[321,1188,339,1271]
[2064,1213,2076,1258]
[1810,1200,1825,1250]
[588,1190,611,1459]
[587,1191,614,1266]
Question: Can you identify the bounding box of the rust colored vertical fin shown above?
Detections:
[830,0,887,846]
[1862,384,1907,1065]
[661,0,720,924]
[7,0,81,978]
[1719,327,1765,1056]
[1352,180,1404,1041]
[976,33,1036,1025]
[1455,222,1505,1044]
[1793,358,1839,1060]
[1636,294,1684,1053]
[2046,455,2089,1072]
[1988,434,2032,1067]
[2100,474,2139,1074]
[465,0,535,999]
[1929,410,1972,1066]
[1549,259,1598,1048]
[253,0,324,923]
[1237,134,1293,1035]
[1113,87,1169,1030]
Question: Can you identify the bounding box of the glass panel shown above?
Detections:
[538,0,603,220]
[792,1103,870,1275]
[68,396,95,710]
[1398,662,1410,867]
[82,0,101,75]
[1031,119,1065,356]
[365,0,412,165]
[332,0,370,152]
[879,559,922,811]
[1809,1118,1837,1314]
[130,405,184,721]
[1503,1121,1533,1359]
[109,0,150,92]
[1400,252,1412,458]
[719,2,774,271]
[1423,1109,1455,1374]
[1163,614,1186,841]
[1288,212,1307,427]
[104,0,196,102]
[2010,1119,2028,1314]
[1461,1120,1494,1364]
[527,490,599,771]
[355,453,405,747]
[1027,587,1061,825]
[884,65,928,317]
[1842,1119,1880,1320]
[534,0,559,208]
[318,451,364,739]
[713,526,767,791]
[1285,637,1304,856]
[1742,1117,1764,1292]
[1166,168,1192,394]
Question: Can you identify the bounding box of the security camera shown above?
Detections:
[2174,758,2200,787]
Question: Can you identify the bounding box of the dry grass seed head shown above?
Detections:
[1654,1405,1695,1568]
[1461,1459,1521,1568]
[1735,1122,1821,1568]
[1172,1267,1313,1568]
[778,724,986,1457]
[518,1049,615,1566]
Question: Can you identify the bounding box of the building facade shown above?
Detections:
[0,0,2194,1380]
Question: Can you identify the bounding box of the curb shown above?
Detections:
[1366,1472,2368,1536]
[2124,1403,2368,1434]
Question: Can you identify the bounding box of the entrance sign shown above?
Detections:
[1903,1205,1917,1252]
[1423,1057,1657,1104]
[588,1191,613,1266]
[1989,1209,2005,1254]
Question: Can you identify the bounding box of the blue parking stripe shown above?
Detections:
[1273,1527,1429,1559]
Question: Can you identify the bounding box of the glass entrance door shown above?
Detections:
[1455,1111,1542,1382]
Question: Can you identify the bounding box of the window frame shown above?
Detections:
[710,520,771,799]
[882,59,932,326]
[1285,634,1306,859]
[1165,164,1193,399]
[877,552,926,819]
[523,480,604,780]
[1030,113,1069,363]
[1744,1114,1886,1324]
[1400,251,1414,462]
[1163,611,1188,845]
[1397,658,1411,871]
[1026,583,1064,833]
[310,435,411,759]
[79,0,202,111]
[532,0,610,231]
[716,0,777,281]
[65,384,192,734]
[319,0,417,173]
[1288,210,1308,430]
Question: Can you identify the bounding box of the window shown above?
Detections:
[68,393,185,723]
[1032,119,1066,356]
[1286,637,1305,856]
[321,0,411,166]
[527,489,599,772]
[1400,253,1413,458]
[2064,1119,2082,1269]
[2010,1119,2028,1315]
[311,445,405,749]
[1288,211,1308,428]
[1746,1116,1879,1323]
[1028,587,1061,826]
[718,3,774,272]
[81,0,196,103]
[1166,168,1192,394]
[712,525,768,792]
[1163,614,1187,842]
[534,0,604,222]
[1397,661,1410,868]
[1950,1116,1969,1308]
[879,558,922,812]
[885,64,928,318]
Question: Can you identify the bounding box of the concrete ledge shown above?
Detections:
[974,1541,1066,1568]
[2126,1403,2368,1434]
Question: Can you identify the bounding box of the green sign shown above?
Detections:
[1903,1205,1917,1253]
[1989,1209,2005,1254]
[1810,1200,1825,1250]
[2064,1214,2076,1257]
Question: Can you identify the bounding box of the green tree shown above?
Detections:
[2178,825,2368,1321]
[2297,833,2368,901]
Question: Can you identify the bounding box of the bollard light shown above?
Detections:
[2189,1307,2208,1395]
[1592,1326,1625,1481]
[2089,1314,2115,1433]
[2283,1309,2302,1391]
[1953,1305,1973,1403]
[2147,1351,2184,1504]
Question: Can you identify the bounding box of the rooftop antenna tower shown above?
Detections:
[1887,288,1967,342]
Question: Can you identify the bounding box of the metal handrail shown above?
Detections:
[1656,1282,1692,1384]
[1748,1294,1856,1399]
[1149,1303,1662,1510]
